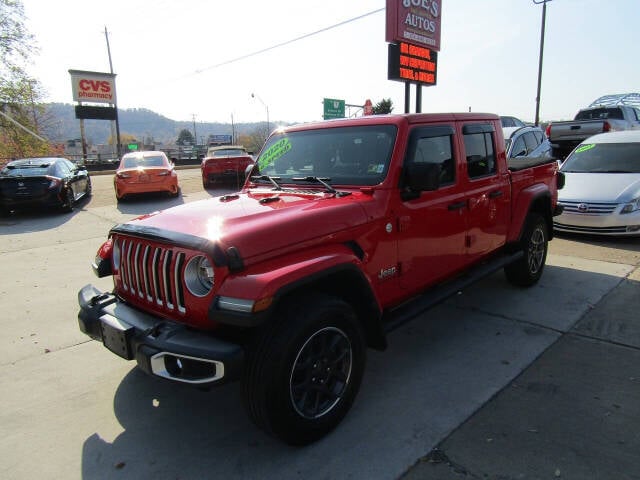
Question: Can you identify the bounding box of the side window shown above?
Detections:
[412,135,455,185]
[406,125,456,188]
[533,130,544,143]
[511,135,527,157]
[55,162,71,177]
[524,132,540,152]
[463,125,496,178]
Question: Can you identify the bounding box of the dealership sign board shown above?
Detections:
[388,42,437,86]
[69,70,117,104]
[386,0,442,52]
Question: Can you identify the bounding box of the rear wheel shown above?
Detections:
[504,213,548,286]
[242,292,366,445]
[61,188,74,213]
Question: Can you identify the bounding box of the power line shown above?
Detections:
[183,8,385,78]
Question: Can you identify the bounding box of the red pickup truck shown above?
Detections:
[78,113,563,445]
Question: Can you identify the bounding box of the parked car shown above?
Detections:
[500,116,527,128]
[0,157,91,215]
[554,130,640,236]
[201,145,254,188]
[503,125,553,159]
[114,151,179,201]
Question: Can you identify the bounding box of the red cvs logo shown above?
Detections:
[79,80,111,93]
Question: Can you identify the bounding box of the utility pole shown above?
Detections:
[105,26,121,158]
[192,114,198,147]
[533,0,552,126]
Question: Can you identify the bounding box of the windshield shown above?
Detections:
[561,143,640,173]
[575,108,623,120]
[252,125,397,186]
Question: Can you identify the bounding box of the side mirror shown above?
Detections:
[404,162,440,193]
[244,163,255,179]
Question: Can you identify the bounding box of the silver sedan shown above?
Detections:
[554,130,640,236]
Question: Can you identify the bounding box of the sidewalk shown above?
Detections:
[401,267,640,480]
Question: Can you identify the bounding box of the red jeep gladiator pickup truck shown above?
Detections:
[78,113,563,445]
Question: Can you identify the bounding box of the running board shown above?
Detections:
[382,250,524,334]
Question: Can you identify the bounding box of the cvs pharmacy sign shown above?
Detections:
[69,70,117,104]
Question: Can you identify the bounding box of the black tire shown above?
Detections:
[61,188,74,213]
[85,178,92,197]
[242,292,366,446]
[504,213,548,287]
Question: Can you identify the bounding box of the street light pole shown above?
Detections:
[251,93,270,137]
[533,0,552,126]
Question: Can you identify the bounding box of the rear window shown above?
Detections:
[575,108,624,120]
[122,155,165,168]
[208,149,247,157]
[1,164,52,177]
[561,143,640,173]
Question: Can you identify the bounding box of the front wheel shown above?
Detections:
[504,213,548,287]
[242,293,366,445]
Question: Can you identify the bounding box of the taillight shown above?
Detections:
[545,124,552,137]
[46,176,61,189]
[603,121,611,132]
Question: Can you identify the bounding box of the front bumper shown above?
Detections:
[78,284,244,386]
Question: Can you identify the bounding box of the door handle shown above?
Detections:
[489,190,503,199]
[448,201,466,211]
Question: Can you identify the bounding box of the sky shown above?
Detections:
[19,0,639,125]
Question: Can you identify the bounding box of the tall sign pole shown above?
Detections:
[105,26,121,158]
[533,0,551,126]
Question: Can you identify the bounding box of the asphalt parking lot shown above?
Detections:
[1,168,638,479]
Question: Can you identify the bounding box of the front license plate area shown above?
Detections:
[100,315,134,359]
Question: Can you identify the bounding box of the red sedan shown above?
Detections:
[114,151,179,201]
[201,145,254,188]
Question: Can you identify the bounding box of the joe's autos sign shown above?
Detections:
[386,0,442,52]
[69,70,117,104]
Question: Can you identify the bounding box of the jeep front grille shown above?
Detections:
[116,237,187,314]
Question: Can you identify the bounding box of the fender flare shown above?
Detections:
[212,244,387,349]
[507,183,552,244]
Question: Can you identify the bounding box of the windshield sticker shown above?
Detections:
[575,144,595,154]
[367,164,385,174]
[257,138,292,170]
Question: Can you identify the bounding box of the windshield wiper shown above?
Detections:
[251,175,283,190]
[291,176,339,194]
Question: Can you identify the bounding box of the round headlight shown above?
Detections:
[184,255,214,297]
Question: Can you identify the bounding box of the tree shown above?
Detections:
[176,129,194,146]
[237,132,266,155]
[0,0,50,159]
[107,133,137,146]
[372,98,394,115]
